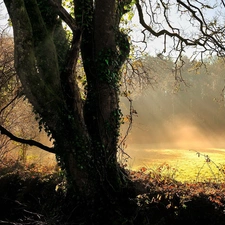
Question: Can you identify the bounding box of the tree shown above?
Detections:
[0,32,41,165]
[1,0,225,212]
[2,0,132,205]
[0,35,19,163]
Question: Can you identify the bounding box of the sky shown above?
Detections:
[0,2,8,24]
[127,0,225,59]
[0,2,12,35]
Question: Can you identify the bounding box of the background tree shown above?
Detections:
[0,34,19,163]
[0,30,42,165]
[124,55,225,148]
[1,0,225,210]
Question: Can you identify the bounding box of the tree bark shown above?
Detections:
[4,0,131,204]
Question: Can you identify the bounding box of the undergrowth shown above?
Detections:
[1,158,225,224]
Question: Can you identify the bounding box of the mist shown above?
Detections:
[122,93,225,148]
[120,57,225,169]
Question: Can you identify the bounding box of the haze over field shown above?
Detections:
[120,90,225,182]
[120,57,225,177]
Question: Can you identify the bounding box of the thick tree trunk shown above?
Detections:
[4,0,131,205]
[55,131,128,204]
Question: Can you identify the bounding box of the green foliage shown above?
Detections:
[62,0,74,17]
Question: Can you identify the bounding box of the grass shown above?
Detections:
[127,148,225,182]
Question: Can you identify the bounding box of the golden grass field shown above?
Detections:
[14,140,225,183]
[125,146,225,183]
[26,145,225,183]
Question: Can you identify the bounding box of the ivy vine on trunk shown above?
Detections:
[3,0,131,203]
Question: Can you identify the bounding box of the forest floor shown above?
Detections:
[1,160,225,225]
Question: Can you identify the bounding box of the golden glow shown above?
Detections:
[120,86,225,182]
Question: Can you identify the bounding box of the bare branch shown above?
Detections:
[49,0,77,31]
[177,0,225,52]
[0,90,21,114]
[135,0,202,47]
[135,0,225,58]
[222,0,225,8]
[0,125,55,154]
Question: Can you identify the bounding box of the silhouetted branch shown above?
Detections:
[135,0,202,47]
[49,0,77,31]
[0,125,55,154]
[135,0,225,56]
[0,91,20,114]
[177,0,225,52]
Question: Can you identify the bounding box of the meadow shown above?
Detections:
[126,146,225,182]
[11,142,225,184]
[22,143,225,183]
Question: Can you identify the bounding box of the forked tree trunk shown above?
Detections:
[4,0,131,204]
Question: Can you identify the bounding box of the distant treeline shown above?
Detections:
[122,56,225,146]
